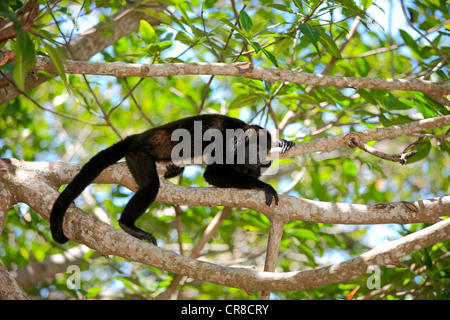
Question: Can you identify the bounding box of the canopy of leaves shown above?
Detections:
[0,0,449,300]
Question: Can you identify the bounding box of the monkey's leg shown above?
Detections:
[119,152,160,245]
[203,164,279,206]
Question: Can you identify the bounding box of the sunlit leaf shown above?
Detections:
[42,41,68,88]
[239,9,253,32]
[140,20,157,44]
[13,29,35,91]
[262,48,279,67]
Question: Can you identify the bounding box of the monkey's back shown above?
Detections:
[136,114,249,161]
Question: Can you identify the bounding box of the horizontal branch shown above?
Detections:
[275,114,450,159]
[9,56,450,96]
[8,159,449,225]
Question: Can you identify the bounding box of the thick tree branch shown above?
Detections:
[0,188,14,237]
[9,57,450,98]
[9,159,445,226]
[0,262,31,300]
[11,245,91,288]
[49,209,450,292]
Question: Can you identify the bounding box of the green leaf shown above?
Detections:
[406,140,431,164]
[274,37,292,55]
[292,0,304,10]
[287,228,319,241]
[140,20,157,44]
[343,160,357,179]
[299,23,320,44]
[355,58,370,77]
[310,166,328,201]
[176,2,192,26]
[423,248,433,270]
[361,0,373,9]
[228,93,262,109]
[0,63,15,72]
[0,2,20,28]
[426,0,441,7]
[357,89,379,106]
[13,29,35,91]
[399,29,421,56]
[266,4,293,14]
[240,9,253,32]
[440,140,450,156]
[416,101,435,118]
[298,243,315,263]
[42,41,68,87]
[157,40,173,52]
[262,48,279,67]
[249,40,261,53]
[85,286,103,299]
[263,81,272,92]
[115,276,142,295]
[318,30,342,59]
[219,18,246,38]
[175,31,194,46]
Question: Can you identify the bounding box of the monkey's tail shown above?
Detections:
[50,135,136,244]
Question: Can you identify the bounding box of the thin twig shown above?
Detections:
[348,137,421,165]
[402,136,425,153]
[82,75,123,139]
[197,1,242,114]
[123,78,154,126]
[48,4,122,139]
[0,71,106,127]
[400,0,447,64]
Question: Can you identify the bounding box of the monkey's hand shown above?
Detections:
[275,139,295,154]
[263,184,279,206]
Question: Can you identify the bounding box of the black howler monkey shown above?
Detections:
[50,114,294,245]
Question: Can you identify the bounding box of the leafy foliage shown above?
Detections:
[0,0,449,300]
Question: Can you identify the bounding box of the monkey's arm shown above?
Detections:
[203,164,279,206]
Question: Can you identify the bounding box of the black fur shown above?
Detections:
[50,114,294,245]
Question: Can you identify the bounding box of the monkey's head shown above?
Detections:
[237,125,272,170]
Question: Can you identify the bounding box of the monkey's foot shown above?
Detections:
[118,221,157,245]
[263,184,279,206]
[164,163,185,179]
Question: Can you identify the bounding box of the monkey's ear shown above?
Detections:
[230,127,259,155]
[231,126,271,167]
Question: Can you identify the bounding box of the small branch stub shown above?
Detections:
[348,136,422,165]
